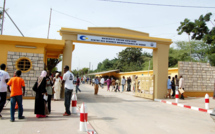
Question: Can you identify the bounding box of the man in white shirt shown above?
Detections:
[62,65,74,116]
[0,64,10,119]
[100,77,104,89]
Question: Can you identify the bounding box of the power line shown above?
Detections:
[52,9,97,26]
[100,0,215,9]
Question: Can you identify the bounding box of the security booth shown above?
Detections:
[0,35,65,98]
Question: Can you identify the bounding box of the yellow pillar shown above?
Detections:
[153,43,170,99]
[61,40,74,98]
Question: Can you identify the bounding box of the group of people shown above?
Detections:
[166,75,184,99]
[33,65,76,117]
[0,64,77,122]
[89,76,135,95]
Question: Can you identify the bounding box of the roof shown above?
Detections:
[88,69,120,76]
[0,35,65,59]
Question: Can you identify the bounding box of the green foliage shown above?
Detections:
[47,56,62,72]
[177,12,215,65]
[169,41,209,67]
[95,47,152,72]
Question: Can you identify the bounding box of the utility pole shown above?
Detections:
[1,0,6,35]
[148,60,150,76]
[4,11,24,37]
[47,8,52,39]
[88,62,91,74]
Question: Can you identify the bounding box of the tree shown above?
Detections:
[168,41,208,67]
[177,12,215,65]
[47,56,62,73]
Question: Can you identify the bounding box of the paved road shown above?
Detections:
[77,84,215,134]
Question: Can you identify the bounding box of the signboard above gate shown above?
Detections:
[77,34,156,48]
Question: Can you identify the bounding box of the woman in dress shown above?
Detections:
[179,75,185,99]
[53,73,62,101]
[33,70,48,118]
[105,77,111,91]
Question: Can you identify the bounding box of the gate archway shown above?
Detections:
[59,27,172,99]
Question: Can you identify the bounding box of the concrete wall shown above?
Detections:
[7,51,44,97]
[178,61,215,94]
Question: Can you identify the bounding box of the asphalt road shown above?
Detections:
[77,84,215,134]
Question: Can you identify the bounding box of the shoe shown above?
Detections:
[18,116,25,119]
[10,120,14,122]
[63,112,70,116]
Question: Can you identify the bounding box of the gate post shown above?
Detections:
[153,43,170,99]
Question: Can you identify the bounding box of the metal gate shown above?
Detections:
[135,76,154,99]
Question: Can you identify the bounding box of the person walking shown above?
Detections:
[166,76,172,98]
[121,76,126,92]
[127,77,131,91]
[94,77,99,95]
[175,75,179,91]
[33,70,48,118]
[111,78,116,92]
[105,77,111,91]
[92,78,95,86]
[62,65,74,116]
[7,70,25,122]
[46,72,53,114]
[179,75,185,100]
[53,73,62,101]
[0,64,10,119]
[171,77,175,98]
[100,77,105,89]
[115,79,120,92]
[76,76,81,93]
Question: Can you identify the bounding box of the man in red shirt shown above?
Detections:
[7,70,25,122]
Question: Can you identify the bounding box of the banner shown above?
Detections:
[77,34,156,48]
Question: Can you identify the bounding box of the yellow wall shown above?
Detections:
[0,43,45,66]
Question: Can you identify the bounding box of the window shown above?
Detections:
[16,57,32,72]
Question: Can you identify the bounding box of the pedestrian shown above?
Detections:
[33,70,49,118]
[179,75,185,100]
[62,65,74,116]
[133,76,138,93]
[92,78,95,86]
[127,77,131,91]
[76,76,81,93]
[115,79,120,92]
[94,77,99,95]
[105,77,111,91]
[121,76,126,92]
[111,78,116,92]
[100,77,105,89]
[171,77,175,98]
[0,64,10,119]
[46,72,53,114]
[165,76,172,98]
[53,73,62,101]
[7,70,25,122]
[175,75,179,91]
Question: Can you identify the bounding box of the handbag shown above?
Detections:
[179,88,185,94]
[32,81,38,91]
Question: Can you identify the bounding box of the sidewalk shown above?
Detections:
[0,99,86,134]
[161,97,215,110]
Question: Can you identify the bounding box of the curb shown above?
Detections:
[77,106,97,134]
[154,99,213,114]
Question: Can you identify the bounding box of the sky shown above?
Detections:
[1,0,215,71]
